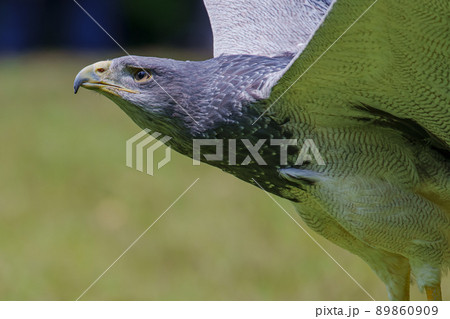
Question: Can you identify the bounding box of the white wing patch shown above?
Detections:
[279,168,328,184]
[204,0,335,58]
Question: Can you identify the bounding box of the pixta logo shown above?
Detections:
[125,130,325,176]
[126,129,172,176]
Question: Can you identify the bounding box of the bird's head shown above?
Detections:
[74,56,198,143]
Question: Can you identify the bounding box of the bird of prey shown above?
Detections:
[74,0,449,301]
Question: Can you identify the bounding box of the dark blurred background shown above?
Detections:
[0,0,212,52]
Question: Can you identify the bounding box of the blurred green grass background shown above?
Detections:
[0,49,448,300]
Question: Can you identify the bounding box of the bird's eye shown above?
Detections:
[134,70,152,83]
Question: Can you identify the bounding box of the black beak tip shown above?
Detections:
[74,77,87,95]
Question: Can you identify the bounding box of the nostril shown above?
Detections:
[96,68,105,74]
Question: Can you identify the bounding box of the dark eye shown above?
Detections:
[134,70,152,83]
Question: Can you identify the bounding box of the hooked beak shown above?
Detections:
[74,60,138,95]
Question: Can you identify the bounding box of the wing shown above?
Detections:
[203,0,335,57]
[267,0,449,148]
